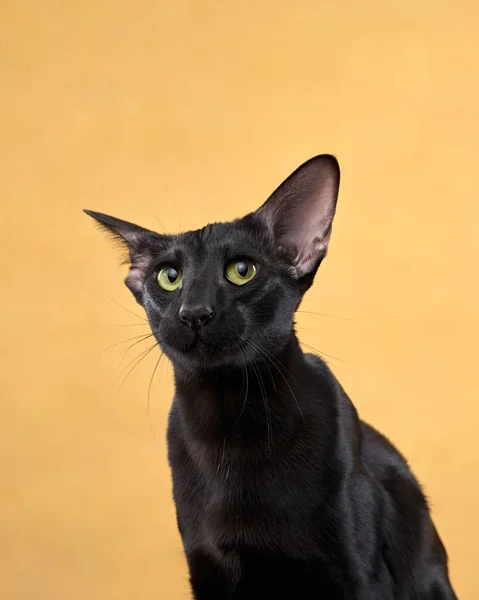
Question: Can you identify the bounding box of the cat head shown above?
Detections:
[85,154,340,369]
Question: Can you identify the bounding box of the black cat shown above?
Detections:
[85,155,457,599]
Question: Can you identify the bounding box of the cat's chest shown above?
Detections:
[185,478,317,574]
[173,442,320,558]
[168,403,332,557]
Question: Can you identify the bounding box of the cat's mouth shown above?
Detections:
[165,330,241,365]
[181,334,217,356]
[164,330,208,355]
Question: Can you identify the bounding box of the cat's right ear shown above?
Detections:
[84,210,157,303]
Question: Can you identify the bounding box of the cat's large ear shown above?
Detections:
[84,210,158,302]
[256,154,340,281]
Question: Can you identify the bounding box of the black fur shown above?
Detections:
[85,155,457,599]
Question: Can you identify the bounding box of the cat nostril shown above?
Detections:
[179,305,215,329]
[198,308,215,325]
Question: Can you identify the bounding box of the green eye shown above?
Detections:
[157,265,182,291]
[225,259,257,286]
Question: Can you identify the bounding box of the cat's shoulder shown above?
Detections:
[304,352,323,366]
[304,352,331,374]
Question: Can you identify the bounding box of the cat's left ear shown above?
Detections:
[255,154,340,281]
[84,210,157,302]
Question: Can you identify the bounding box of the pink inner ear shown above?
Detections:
[279,228,331,279]
[256,155,339,278]
[125,259,149,295]
[275,181,337,277]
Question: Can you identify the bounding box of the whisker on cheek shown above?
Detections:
[146,350,166,442]
[109,342,160,402]
[104,323,150,328]
[76,289,148,322]
[114,334,156,369]
[89,333,154,362]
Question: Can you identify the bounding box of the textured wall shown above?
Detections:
[1,1,478,598]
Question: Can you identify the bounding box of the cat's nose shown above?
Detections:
[178,304,215,330]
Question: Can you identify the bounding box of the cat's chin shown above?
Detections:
[163,337,246,371]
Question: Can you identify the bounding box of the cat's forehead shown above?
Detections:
[168,218,270,257]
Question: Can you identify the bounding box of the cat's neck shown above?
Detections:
[172,333,309,448]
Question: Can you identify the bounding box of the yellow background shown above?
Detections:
[1,1,478,598]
